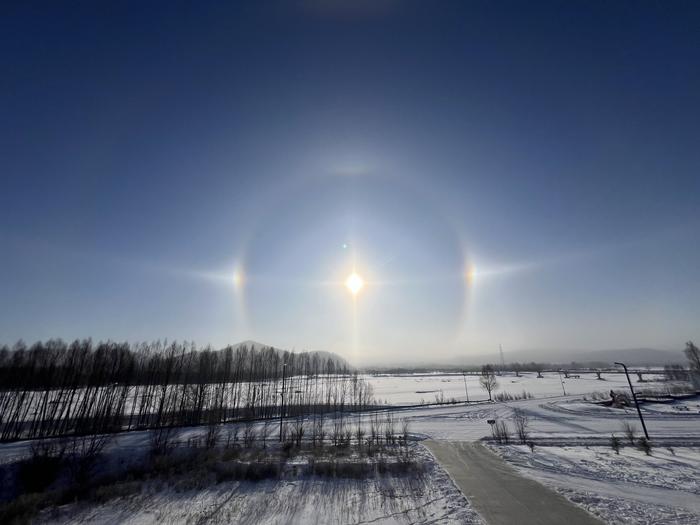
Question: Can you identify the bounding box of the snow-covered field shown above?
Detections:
[396,393,700,443]
[489,444,700,524]
[2,372,698,524]
[35,444,482,525]
[0,372,669,429]
[366,371,666,405]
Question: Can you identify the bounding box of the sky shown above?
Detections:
[1,1,699,364]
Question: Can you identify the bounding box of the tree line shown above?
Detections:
[0,339,375,442]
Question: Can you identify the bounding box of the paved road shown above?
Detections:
[425,441,603,525]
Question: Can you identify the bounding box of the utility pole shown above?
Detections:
[499,344,505,375]
[615,361,650,440]
[279,362,287,442]
[557,369,567,396]
[462,372,469,403]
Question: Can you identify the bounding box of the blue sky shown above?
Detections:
[1,1,699,363]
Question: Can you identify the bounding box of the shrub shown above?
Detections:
[309,458,421,479]
[388,458,426,476]
[491,420,510,444]
[333,461,373,478]
[18,456,63,494]
[0,493,45,525]
[621,421,637,445]
[214,461,280,482]
[150,427,176,456]
[637,437,652,456]
[494,390,533,402]
[66,434,112,484]
[225,426,239,448]
[611,392,631,407]
[221,447,241,461]
[18,440,67,493]
[93,480,142,503]
[172,468,214,491]
[610,434,620,454]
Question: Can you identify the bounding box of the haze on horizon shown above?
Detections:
[1,2,699,365]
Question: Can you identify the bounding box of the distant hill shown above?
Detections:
[452,347,686,367]
[226,340,353,370]
[227,342,685,370]
[361,347,688,371]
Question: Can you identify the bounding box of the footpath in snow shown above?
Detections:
[425,440,602,525]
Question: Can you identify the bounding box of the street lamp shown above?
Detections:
[462,371,470,403]
[614,361,650,440]
[557,369,567,396]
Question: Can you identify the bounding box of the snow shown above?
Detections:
[37,445,482,525]
[488,444,700,524]
[366,371,665,405]
[643,399,700,415]
[2,372,699,524]
[2,372,670,429]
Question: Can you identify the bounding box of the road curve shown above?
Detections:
[425,440,603,525]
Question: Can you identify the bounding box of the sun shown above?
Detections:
[345,272,365,295]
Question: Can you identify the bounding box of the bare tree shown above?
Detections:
[664,364,688,382]
[243,419,256,447]
[354,415,365,449]
[204,421,220,449]
[369,412,380,447]
[532,363,544,378]
[0,338,371,443]
[401,418,410,446]
[260,419,272,449]
[479,365,498,401]
[512,363,521,377]
[512,408,529,444]
[291,416,305,447]
[384,413,396,445]
[491,420,510,444]
[313,413,325,447]
[225,425,239,448]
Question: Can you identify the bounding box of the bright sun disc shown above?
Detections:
[345,272,364,295]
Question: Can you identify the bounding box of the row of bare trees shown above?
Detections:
[0,340,375,442]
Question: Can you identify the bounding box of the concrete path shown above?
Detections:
[425,441,603,525]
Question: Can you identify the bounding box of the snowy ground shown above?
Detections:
[488,443,700,525]
[398,394,700,443]
[35,444,482,525]
[1,372,671,429]
[367,371,666,405]
[2,373,699,524]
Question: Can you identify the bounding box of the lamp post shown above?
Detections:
[462,372,469,403]
[557,370,567,396]
[279,362,287,442]
[615,361,649,440]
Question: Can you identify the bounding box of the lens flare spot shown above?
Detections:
[465,264,477,286]
[232,268,244,289]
